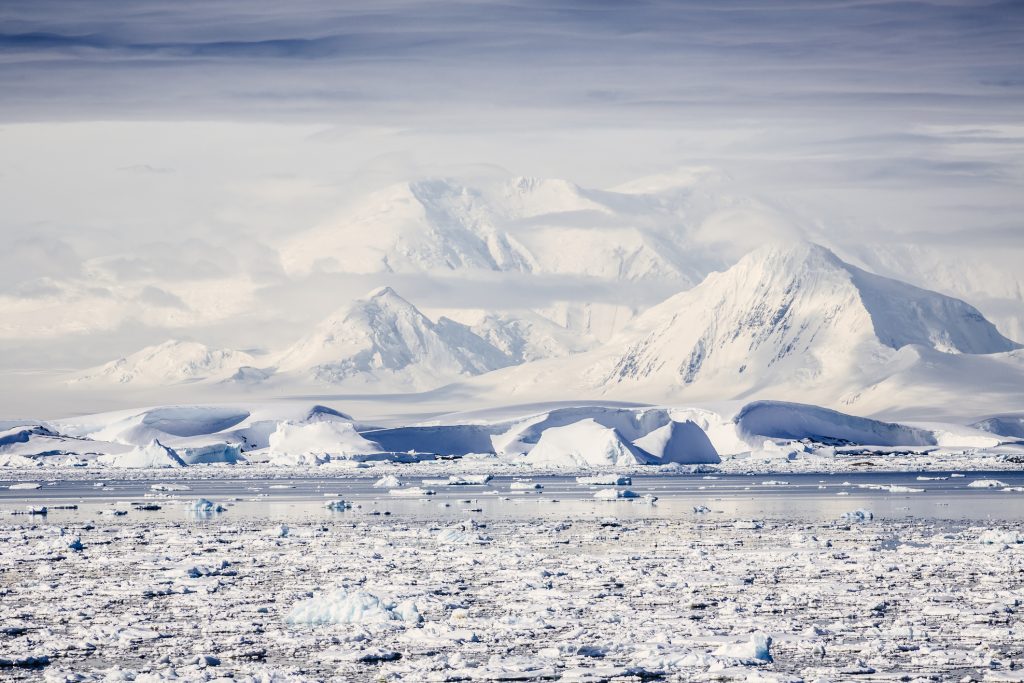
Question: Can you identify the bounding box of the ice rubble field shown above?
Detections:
[2,506,1024,682]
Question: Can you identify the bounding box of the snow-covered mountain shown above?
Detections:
[593,243,1018,395]
[272,287,512,389]
[470,310,596,364]
[74,340,257,386]
[278,174,761,341]
[279,176,725,283]
[467,242,1023,415]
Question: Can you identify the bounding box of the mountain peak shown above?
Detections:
[595,242,1018,396]
[274,286,511,389]
[74,340,254,386]
[366,285,403,302]
[740,241,842,270]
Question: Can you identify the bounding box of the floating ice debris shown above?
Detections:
[268,484,295,489]
[423,474,493,486]
[734,520,764,530]
[840,509,874,523]
[693,505,711,513]
[266,525,290,538]
[968,479,1008,488]
[449,474,492,485]
[979,529,1023,545]
[510,481,543,490]
[714,633,773,662]
[324,499,351,511]
[576,475,631,486]
[8,482,41,490]
[374,475,402,488]
[857,484,925,493]
[436,525,493,545]
[760,480,789,486]
[389,486,435,497]
[10,506,47,516]
[132,503,161,511]
[186,498,226,513]
[150,483,190,492]
[286,590,421,625]
[593,488,640,500]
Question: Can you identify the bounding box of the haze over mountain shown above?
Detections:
[68,240,1024,421]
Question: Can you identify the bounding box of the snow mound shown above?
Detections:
[267,421,382,463]
[286,590,421,625]
[494,406,673,457]
[525,419,658,467]
[632,420,720,464]
[735,401,936,447]
[97,440,186,468]
[82,405,251,446]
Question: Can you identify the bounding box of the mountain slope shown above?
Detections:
[272,287,512,389]
[279,175,734,284]
[74,340,256,386]
[470,310,596,363]
[462,242,1022,415]
[593,243,1018,395]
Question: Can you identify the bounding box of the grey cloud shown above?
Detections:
[0,1,1020,127]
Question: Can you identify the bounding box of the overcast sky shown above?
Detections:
[1,0,1022,372]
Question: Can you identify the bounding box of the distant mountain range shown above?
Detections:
[74,241,1024,417]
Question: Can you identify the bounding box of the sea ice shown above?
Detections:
[185,498,226,513]
[593,488,640,500]
[286,590,421,625]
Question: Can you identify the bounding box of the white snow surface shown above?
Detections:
[267,421,382,463]
[96,440,187,468]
